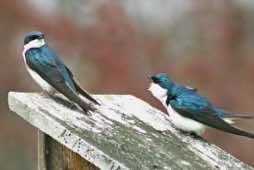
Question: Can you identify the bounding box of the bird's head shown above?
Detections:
[24,31,45,49]
[147,73,175,100]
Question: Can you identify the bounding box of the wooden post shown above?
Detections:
[8,92,254,170]
[38,131,98,170]
[38,131,47,170]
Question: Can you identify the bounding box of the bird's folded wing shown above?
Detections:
[170,100,254,138]
[64,66,99,105]
[26,55,93,112]
[26,52,65,84]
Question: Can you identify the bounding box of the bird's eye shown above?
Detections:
[151,76,160,83]
[30,36,38,41]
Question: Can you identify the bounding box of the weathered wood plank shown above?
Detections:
[38,131,98,170]
[38,131,47,170]
[8,92,254,170]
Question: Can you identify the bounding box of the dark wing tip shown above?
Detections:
[87,95,101,105]
[230,113,254,119]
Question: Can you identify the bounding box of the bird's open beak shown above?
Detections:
[145,75,152,91]
[146,82,153,91]
[147,75,151,79]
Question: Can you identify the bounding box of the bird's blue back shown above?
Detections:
[169,84,234,118]
[25,44,76,90]
[170,84,215,113]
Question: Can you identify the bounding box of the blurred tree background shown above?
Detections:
[1,0,254,169]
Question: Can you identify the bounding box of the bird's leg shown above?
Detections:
[155,129,166,135]
[88,103,97,111]
[40,91,50,98]
[40,89,57,98]
[181,131,207,142]
[170,124,208,142]
[70,102,78,110]
[189,132,207,141]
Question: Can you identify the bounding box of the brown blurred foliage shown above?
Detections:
[1,0,254,169]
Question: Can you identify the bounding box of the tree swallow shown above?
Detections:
[147,73,254,139]
[23,31,99,112]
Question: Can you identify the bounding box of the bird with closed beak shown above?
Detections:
[22,31,100,113]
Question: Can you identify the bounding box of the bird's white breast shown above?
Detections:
[147,82,235,135]
[26,66,55,94]
[166,104,206,135]
[148,83,206,135]
[148,83,168,101]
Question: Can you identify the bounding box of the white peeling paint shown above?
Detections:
[8,92,254,170]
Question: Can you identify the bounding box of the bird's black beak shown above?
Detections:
[146,74,157,82]
[150,76,156,82]
[145,75,152,91]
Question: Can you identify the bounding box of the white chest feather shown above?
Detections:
[26,66,55,94]
[166,103,206,135]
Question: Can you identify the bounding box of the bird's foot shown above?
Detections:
[189,132,206,141]
[70,103,78,110]
[40,91,50,98]
[50,96,79,111]
[172,127,207,142]
[182,132,207,142]
[77,103,97,115]
[87,104,97,112]
[155,129,166,135]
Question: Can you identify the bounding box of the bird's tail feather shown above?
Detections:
[73,80,100,105]
[216,113,254,138]
[229,113,254,119]
[64,65,100,105]
[223,113,254,124]
[216,107,254,119]
[211,117,254,139]
[226,126,254,139]
[55,83,95,113]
